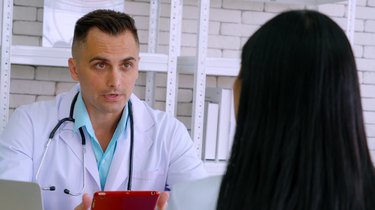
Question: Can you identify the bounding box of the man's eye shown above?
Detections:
[123,63,132,69]
[95,63,106,69]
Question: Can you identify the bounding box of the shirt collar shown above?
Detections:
[73,92,91,133]
[72,92,129,137]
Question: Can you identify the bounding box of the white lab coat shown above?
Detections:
[0,85,207,210]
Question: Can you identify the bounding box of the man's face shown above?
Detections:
[68,27,139,117]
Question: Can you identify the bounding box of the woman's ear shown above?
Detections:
[68,58,79,81]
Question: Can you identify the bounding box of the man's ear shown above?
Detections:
[68,58,79,81]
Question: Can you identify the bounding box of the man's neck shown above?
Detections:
[90,112,122,152]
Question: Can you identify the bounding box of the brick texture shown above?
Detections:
[13,6,37,21]
[5,0,375,161]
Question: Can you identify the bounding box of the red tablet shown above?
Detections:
[91,191,160,210]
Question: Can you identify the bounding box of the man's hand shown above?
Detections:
[156,191,169,210]
[74,193,92,210]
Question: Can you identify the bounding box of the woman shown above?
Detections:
[168,9,375,210]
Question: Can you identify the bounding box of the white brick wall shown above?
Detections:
[13,21,43,36]
[365,111,375,124]
[365,20,375,33]
[318,3,346,17]
[223,0,263,11]
[10,94,36,108]
[357,58,375,71]
[13,6,38,21]
[364,46,375,58]
[14,0,43,7]
[10,79,55,95]
[7,0,375,157]
[10,65,35,79]
[12,35,40,46]
[361,84,375,98]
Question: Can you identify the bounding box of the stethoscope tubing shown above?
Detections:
[35,93,80,188]
[35,92,134,196]
[127,101,134,191]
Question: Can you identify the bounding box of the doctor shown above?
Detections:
[0,9,206,210]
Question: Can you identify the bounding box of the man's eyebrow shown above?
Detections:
[121,57,138,62]
[89,56,108,63]
[89,56,137,63]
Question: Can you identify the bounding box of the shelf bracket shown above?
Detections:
[191,0,210,158]
[145,0,160,108]
[166,0,183,116]
[0,0,13,132]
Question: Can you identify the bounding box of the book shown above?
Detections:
[205,87,234,161]
[203,102,219,160]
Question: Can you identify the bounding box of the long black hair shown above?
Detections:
[217,10,375,210]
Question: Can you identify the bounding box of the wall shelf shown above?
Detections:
[10,45,169,72]
[178,56,239,76]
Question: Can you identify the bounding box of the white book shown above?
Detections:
[203,103,219,160]
[216,89,232,160]
[205,88,233,161]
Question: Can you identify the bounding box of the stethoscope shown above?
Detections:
[35,92,134,196]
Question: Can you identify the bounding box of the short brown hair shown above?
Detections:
[71,9,139,56]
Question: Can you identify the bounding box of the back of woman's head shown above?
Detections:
[217,10,375,210]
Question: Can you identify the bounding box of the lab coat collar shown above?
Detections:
[129,93,155,132]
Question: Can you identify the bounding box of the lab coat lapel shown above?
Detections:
[58,123,101,190]
[104,94,155,190]
[57,85,101,189]
[104,128,130,190]
[130,94,154,132]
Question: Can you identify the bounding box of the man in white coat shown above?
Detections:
[0,9,206,210]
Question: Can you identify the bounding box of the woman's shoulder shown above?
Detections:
[168,175,222,210]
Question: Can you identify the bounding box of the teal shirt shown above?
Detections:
[73,93,129,190]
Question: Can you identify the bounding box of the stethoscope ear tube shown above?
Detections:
[63,127,86,196]
[36,92,134,195]
[49,92,79,139]
[48,117,75,139]
[127,100,134,191]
